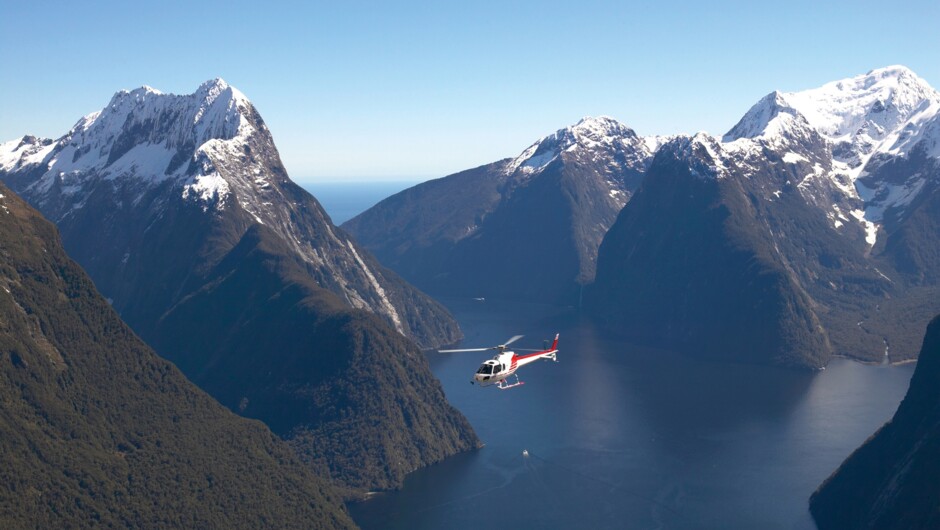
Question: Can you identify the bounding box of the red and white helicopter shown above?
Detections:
[439,334,559,389]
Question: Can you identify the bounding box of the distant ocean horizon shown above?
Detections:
[301,180,424,225]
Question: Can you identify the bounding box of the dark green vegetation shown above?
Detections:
[343,117,653,305]
[147,222,479,493]
[810,314,940,529]
[0,184,353,529]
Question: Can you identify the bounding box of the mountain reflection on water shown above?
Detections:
[350,298,915,529]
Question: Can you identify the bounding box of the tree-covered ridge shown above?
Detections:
[0,183,354,529]
[148,222,480,494]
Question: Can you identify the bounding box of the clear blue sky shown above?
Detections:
[2,0,938,182]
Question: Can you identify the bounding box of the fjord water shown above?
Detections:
[315,184,916,529]
[349,298,915,529]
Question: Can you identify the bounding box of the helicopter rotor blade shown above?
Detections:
[503,335,524,346]
[438,347,492,353]
[511,348,543,352]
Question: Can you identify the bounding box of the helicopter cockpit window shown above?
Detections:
[477,364,492,374]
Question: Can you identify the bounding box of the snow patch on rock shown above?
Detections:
[345,241,404,335]
[723,66,940,249]
[0,78,261,211]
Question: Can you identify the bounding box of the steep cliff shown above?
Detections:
[0,184,353,529]
[810,315,940,529]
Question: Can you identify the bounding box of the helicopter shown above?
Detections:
[439,334,559,389]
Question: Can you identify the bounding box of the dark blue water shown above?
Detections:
[302,181,420,225]
[309,184,917,529]
[349,299,915,530]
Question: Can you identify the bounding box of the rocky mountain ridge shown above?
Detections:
[343,116,660,304]
[588,66,940,366]
[0,78,458,348]
[0,80,478,493]
[344,64,940,367]
[725,65,940,248]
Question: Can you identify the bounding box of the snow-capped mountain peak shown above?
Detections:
[727,66,940,160]
[569,115,637,144]
[0,79,264,211]
[0,80,463,348]
[724,91,793,142]
[784,65,940,157]
[505,115,647,176]
[196,77,235,98]
[719,66,940,248]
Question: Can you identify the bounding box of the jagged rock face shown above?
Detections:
[589,66,940,366]
[343,116,662,304]
[725,65,940,260]
[0,184,353,529]
[0,80,477,493]
[0,79,459,348]
[810,314,940,530]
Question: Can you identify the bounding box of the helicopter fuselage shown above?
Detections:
[472,335,558,388]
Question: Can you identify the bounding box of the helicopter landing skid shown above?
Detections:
[497,374,525,390]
